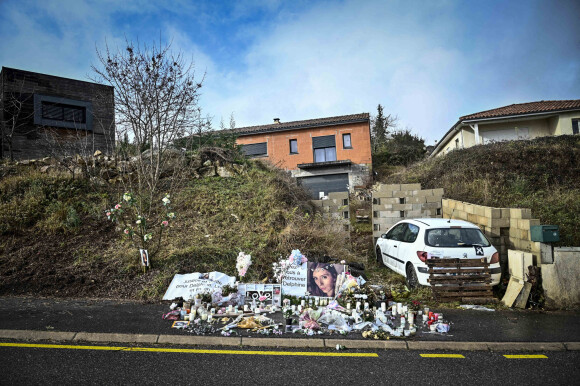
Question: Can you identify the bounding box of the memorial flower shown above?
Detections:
[162,194,171,206]
[144,233,152,241]
[123,192,132,202]
[236,252,252,277]
[288,249,307,266]
[167,212,175,219]
[161,220,169,227]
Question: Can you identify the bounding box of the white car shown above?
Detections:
[375,218,501,288]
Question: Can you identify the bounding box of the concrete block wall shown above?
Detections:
[310,191,350,233]
[442,199,545,274]
[372,183,443,239]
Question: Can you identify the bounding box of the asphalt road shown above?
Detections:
[1,342,579,385]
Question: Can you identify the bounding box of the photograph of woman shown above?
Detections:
[307,262,344,298]
[140,249,149,267]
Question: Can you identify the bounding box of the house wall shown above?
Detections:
[1,67,115,160]
[477,118,551,143]
[310,191,351,233]
[553,112,580,135]
[236,121,372,170]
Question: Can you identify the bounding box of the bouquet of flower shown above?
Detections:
[288,249,307,266]
[236,252,252,277]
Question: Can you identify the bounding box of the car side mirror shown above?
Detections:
[381,234,387,239]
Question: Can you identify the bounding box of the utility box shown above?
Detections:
[530,225,560,243]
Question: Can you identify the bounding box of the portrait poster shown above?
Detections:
[237,283,282,306]
[306,263,346,298]
[140,249,150,267]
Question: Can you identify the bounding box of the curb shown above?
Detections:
[0,330,577,352]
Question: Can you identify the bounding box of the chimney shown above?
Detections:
[273,118,280,124]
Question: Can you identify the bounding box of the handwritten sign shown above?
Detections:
[162,272,236,301]
[281,262,307,297]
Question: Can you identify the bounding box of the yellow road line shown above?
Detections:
[504,354,548,359]
[420,353,465,358]
[0,343,377,358]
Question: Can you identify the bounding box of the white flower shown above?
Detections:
[123,192,132,202]
[136,219,141,225]
[144,233,152,241]
[162,194,170,205]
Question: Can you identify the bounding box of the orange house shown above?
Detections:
[233,113,372,198]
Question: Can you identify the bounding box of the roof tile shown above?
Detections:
[228,113,369,136]
[460,100,580,120]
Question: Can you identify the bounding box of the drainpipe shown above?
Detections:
[469,123,480,145]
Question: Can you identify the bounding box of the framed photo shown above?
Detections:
[140,249,150,267]
[307,263,346,298]
[172,320,190,328]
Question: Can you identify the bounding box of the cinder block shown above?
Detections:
[373,190,393,198]
[380,184,401,192]
[400,183,421,190]
[414,190,433,197]
[406,210,423,217]
[455,202,464,211]
[392,190,412,198]
[406,196,426,204]
[475,206,485,217]
[518,219,540,230]
[426,195,442,203]
[485,208,501,219]
[328,192,348,200]
[520,208,532,219]
[467,213,477,223]
[501,208,510,218]
[491,217,510,228]
[432,188,444,196]
[392,203,413,211]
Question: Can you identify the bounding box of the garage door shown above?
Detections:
[298,173,349,199]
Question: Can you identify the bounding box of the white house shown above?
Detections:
[431,100,580,157]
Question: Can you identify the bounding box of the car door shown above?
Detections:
[380,223,406,272]
[396,223,421,273]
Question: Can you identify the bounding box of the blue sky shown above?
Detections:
[1,0,578,144]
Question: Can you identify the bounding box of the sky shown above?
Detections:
[1,0,578,144]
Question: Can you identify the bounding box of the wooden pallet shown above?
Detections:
[427,258,496,303]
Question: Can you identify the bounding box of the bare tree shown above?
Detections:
[91,39,205,199]
[370,104,398,152]
[91,38,208,256]
[0,79,35,161]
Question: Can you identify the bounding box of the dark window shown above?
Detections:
[34,94,93,131]
[373,198,380,205]
[312,135,337,163]
[314,147,337,162]
[402,224,420,243]
[386,223,406,241]
[342,133,352,148]
[399,197,405,204]
[573,119,579,135]
[241,142,268,157]
[343,211,349,219]
[425,228,491,247]
[342,198,348,206]
[42,102,86,124]
[289,139,298,154]
[374,224,380,231]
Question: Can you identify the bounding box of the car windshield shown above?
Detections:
[425,228,491,247]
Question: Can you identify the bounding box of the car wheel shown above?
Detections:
[406,264,419,289]
[375,246,384,266]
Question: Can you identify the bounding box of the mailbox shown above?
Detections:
[530,225,560,243]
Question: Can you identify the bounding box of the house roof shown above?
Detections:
[460,100,580,121]
[431,99,580,157]
[227,113,369,136]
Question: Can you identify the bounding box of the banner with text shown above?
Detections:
[281,263,307,297]
[162,272,236,301]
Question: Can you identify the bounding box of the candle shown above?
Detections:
[291,305,296,312]
[422,314,428,321]
[402,305,408,313]
[356,301,361,311]
[397,303,402,314]
[392,305,397,315]
[301,300,306,306]
[364,302,369,310]
[207,314,213,322]
[228,305,233,313]
[347,303,351,310]
[243,305,249,312]
[381,302,387,312]
[424,307,430,315]
[200,313,207,321]
[409,313,415,325]
[210,308,216,315]
[298,305,303,312]
[351,310,357,318]
[190,309,197,318]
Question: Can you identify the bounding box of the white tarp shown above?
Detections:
[162,272,236,301]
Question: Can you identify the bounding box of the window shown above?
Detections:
[312,135,337,163]
[42,102,86,123]
[455,138,460,148]
[289,139,298,154]
[402,224,420,243]
[386,223,406,241]
[241,142,267,157]
[34,94,93,131]
[342,133,352,149]
[573,119,579,135]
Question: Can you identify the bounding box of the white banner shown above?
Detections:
[281,263,307,297]
[162,272,236,301]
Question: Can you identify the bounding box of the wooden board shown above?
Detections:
[427,258,494,302]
